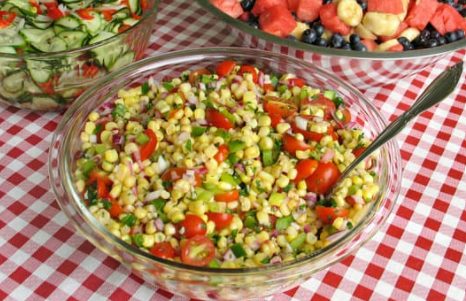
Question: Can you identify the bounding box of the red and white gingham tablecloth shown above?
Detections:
[1,1,465,300]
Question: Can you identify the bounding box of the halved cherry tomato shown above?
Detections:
[77,7,94,20]
[181,235,215,267]
[263,83,275,93]
[161,167,202,191]
[150,242,176,259]
[302,95,336,120]
[282,133,313,155]
[287,78,305,88]
[214,190,240,202]
[216,61,236,77]
[315,206,349,224]
[290,116,334,142]
[88,172,113,199]
[206,212,234,230]
[305,162,340,195]
[44,2,64,19]
[268,113,284,129]
[140,129,157,161]
[180,214,207,238]
[108,196,123,218]
[189,68,211,84]
[214,144,229,164]
[206,108,233,130]
[352,146,367,158]
[292,159,318,183]
[263,96,298,118]
[238,65,258,83]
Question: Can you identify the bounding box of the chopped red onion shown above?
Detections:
[186,95,198,105]
[145,191,161,202]
[258,71,265,87]
[126,160,133,176]
[132,151,144,171]
[132,186,138,196]
[199,82,206,91]
[303,224,312,233]
[234,163,245,173]
[178,131,190,142]
[223,249,236,262]
[232,75,242,84]
[345,121,357,129]
[347,195,364,205]
[197,118,208,125]
[215,80,222,91]
[154,218,165,231]
[321,148,335,162]
[112,133,124,145]
[194,166,208,175]
[270,256,282,264]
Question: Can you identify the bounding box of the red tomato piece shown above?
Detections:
[263,83,275,93]
[337,108,352,125]
[44,2,64,19]
[189,68,211,84]
[293,159,318,183]
[251,0,289,16]
[287,77,305,88]
[150,242,176,259]
[319,3,350,36]
[206,212,234,230]
[296,0,322,22]
[237,65,258,83]
[210,0,244,18]
[352,146,367,158]
[108,196,123,218]
[268,113,285,129]
[161,168,202,191]
[315,206,349,224]
[100,9,116,21]
[140,129,157,161]
[305,161,340,195]
[290,116,334,142]
[367,0,405,14]
[216,60,236,77]
[214,144,229,164]
[302,94,336,120]
[405,0,438,31]
[180,214,207,238]
[205,108,234,130]
[282,133,313,155]
[77,7,94,20]
[263,96,298,118]
[181,235,215,267]
[259,5,297,38]
[214,190,240,202]
[29,1,42,14]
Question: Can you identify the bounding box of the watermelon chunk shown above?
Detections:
[430,4,466,35]
[288,0,300,12]
[405,0,439,30]
[210,0,244,18]
[296,0,322,22]
[367,0,405,14]
[252,0,289,16]
[361,39,378,51]
[319,3,351,36]
[259,5,297,37]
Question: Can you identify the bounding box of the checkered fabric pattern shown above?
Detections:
[0,0,465,300]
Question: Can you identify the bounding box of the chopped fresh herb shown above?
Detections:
[162,82,174,91]
[141,82,150,95]
[231,229,238,240]
[185,139,192,151]
[203,100,214,108]
[86,183,98,204]
[255,179,265,193]
[299,89,308,100]
[100,199,112,210]
[244,216,258,230]
[131,234,144,247]
[333,96,345,108]
[145,101,153,111]
[261,256,271,264]
[239,182,249,196]
[219,107,235,124]
[136,132,149,145]
[282,183,293,193]
[111,103,126,119]
[93,123,103,134]
[228,153,241,165]
[121,213,136,227]
[207,234,220,245]
[309,150,321,161]
[347,222,354,230]
[162,179,173,189]
[275,215,293,230]
[150,198,166,211]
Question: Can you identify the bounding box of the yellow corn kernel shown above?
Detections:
[145,221,156,235]
[276,235,288,247]
[102,161,114,172]
[134,207,148,220]
[205,158,218,171]
[306,233,318,244]
[164,223,176,237]
[141,234,155,248]
[258,115,271,127]
[105,122,118,131]
[258,171,275,183]
[75,179,85,193]
[259,137,273,151]
[280,203,290,216]
[276,175,290,188]
[332,217,345,230]
[288,168,297,180]
[205,220,216,235]
[104,149,119,163]
[258,126,271,138]
[189,200,207,216]
[109,184,122,199]
[256,211,270,226]
[296,150,310,159]
[241,197,252,212]
[194,108,205,120]
[88,112,99,122]
[286,226,298,241]
[84,122,96,135]
[122,176,136,188]
[320,135,333,147]
[230,215,243,231]
[80,132,89,143]
[217,236,228,250]
[253,253,268,265]
[352,176,363,186]
[124,142,139,154]
[276,123,291,134]
[154,232,166,243]
[204,145,218,159]
[170,211,185,223]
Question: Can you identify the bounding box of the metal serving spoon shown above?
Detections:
[327,61,464,198]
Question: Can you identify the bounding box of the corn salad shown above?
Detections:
[74,60,380,268]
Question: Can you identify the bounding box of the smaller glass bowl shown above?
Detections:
[0,0,160,111]
[49,47,401,301]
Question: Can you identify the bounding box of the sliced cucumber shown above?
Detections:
[54,15,82,34]
[27,60,53,84]
[6,0,37,16]
[104,19,123,34]
[109,51,135,72]
[113,7,131,19]
[77,11,103,35]
[0,29,26,48]
[128,0,141,15]
[28,15,54,29]
[0,46,16,54]
[122,18,139,27]
[89,31,117,44]
[3,71,27,93]
[63,0,95,9]
[19,28,55,49]
[31,95,59,110]
[58,31,89,49]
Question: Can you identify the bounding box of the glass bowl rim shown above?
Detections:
[195,0,466,60]
[49,46,402,275]
[0,0,161,60]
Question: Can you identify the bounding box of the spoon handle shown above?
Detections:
[334,61,463,192]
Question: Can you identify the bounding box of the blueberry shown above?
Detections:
[461,8,466,17]
[430,30,440,39]
[457,29,465,39]
[341,42,352,50]
[240,0,256,11]
[426,39,438,47]
[287,35,299,41]
[246,21,259,29]
[437,36,447,45]
[420,29,430,39]
[349,33,361,44]
[314,37,328,47]
[445,31,458,43]
[312,23,324,37]
[397,36,410,46]
[459,0,466,4]
[351,42,367,51]
[291,12,297,20]
[302,29,317,44]
[323,0,332,3]
[413,36,427,46]
[357,0,368,11]
[331,33,345,48]
[406,44,414,51]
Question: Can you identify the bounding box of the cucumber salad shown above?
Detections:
[0,0,150,110]
[74,61,380,268]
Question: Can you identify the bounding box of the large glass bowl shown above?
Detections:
[196,0,466,89]
[0,0,160,111]
[49,47,401,300]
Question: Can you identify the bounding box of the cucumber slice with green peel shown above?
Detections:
[2,71,27,93]
[113,7,132,19]
[54,15,82,34]
[104,19,122,34]
[63,0,94,9]
[128,0,141,15]
[28,16,54,29]
[58,31,89,49]
[122,18,139,27]
[0,46,17,54]
[5,0,37,16]
[27,60,53,84]
[19,28,55,47]
[31,95,59,110]
[77,11,103,35]
[109,51,135,72]
[0,30,26,48]
[89,31,117,44]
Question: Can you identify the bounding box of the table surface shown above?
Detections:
[1,1,466,300]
